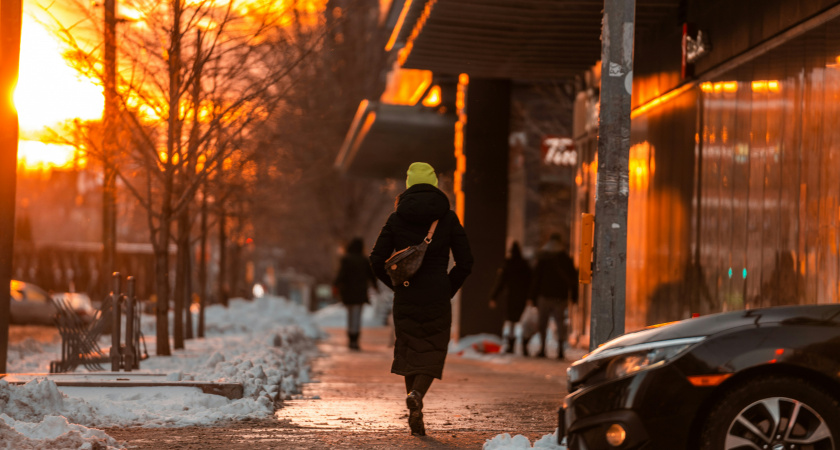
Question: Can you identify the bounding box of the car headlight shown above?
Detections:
[569,337,705,387]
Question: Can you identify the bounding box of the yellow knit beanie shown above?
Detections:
[406,162,438,188]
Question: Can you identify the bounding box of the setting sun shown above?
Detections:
[14,13,104,132]
[13,2,103,170]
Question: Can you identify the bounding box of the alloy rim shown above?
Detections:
[725,397,833,450]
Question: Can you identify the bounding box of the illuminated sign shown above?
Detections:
[542,136,576,167]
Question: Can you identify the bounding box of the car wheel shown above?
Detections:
[700,375,840,450]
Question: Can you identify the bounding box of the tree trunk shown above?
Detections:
[218,209,228,307]
[173,208,188,349]
[230,241,241,300]
[154,218,172,356]
[156,0,183,356]
[198,180,208,337]
[185,234,193,340]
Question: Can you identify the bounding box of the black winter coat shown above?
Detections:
[529,249,578,302]
[490,257,532,321]
[370,184,473,379]
[333,253,377,306]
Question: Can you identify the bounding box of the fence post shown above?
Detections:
[110,272,122,371]
[124,276,135,372]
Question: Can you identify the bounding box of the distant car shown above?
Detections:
[9,280,55,325]
[10,281,98,326]
[560,305,840,450]
[51,292,98,324]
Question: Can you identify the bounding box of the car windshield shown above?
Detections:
[25,287,49,302]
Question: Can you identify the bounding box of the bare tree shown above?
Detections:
[252,0,397,283]
[46,0,328,354]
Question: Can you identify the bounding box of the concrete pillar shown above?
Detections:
[458,78,510,338]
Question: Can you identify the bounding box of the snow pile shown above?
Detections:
[312,302,381,328]
[450,334,504,354]
[201,297,324,339]
[484,429,566,450]
[7,337,58,373]
[0,414,123,450]
[1,295,322,446]
[312,288,393,329]
[0,379,98,425]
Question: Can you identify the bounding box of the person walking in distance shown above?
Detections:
[333,238,378,350]
[369,162,473,436]
[489,241,532,354]
[528,233,578,359]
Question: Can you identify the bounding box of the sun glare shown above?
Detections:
[17,140,78,171]
[14,13,103,133]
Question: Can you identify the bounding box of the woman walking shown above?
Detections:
[333,237,378,350]
[370,162,473,436]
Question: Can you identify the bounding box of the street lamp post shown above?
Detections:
[102,0,118,289]
[0,0,23,374]
[591,0,636,350]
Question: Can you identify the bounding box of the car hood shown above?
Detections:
[589,305,840,356]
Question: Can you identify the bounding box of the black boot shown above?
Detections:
[348,333,360,350]
[406,390,425,436]
[506,337,515,354]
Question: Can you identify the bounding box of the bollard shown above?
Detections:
[124,277,136,372]
[110,272,122,371]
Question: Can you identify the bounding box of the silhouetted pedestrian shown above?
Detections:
[333,238,378,350]
[489,241,531,354]
[528,233,577,359]
[370,162,473,436]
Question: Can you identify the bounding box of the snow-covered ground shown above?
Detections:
[3,291,572,449]
[1,296,322,449]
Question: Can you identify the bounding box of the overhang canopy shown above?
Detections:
[389,0,681,79]
[336,100,456,178]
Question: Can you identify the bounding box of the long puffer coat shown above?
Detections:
[370,184,473,379]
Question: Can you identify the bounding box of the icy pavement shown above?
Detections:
[1,296,322,449]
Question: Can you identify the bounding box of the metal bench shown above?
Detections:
[50,274,148,373]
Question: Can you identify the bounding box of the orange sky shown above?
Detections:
[14,0,102,170]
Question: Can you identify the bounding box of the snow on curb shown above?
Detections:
[483,429,567,450]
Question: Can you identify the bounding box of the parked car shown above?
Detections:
[10,281,98,326]
[51,292,98,324]
[560,305,840,450]
[9,280,55,325]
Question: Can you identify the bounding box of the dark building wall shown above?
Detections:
[459,78,511,337]
[632,0,840,109]
[690,0,840,74]
[575,2,840,331]
[615,10,840,329]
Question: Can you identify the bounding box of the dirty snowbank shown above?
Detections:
[0,295,322,447]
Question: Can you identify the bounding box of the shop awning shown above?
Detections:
[335,100,456,178]
[388,0,681,79]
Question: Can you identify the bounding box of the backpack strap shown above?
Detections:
[424,220,439,244]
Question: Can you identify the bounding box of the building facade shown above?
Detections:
[572,0,840,338]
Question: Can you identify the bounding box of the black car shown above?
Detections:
[560,305,840,450]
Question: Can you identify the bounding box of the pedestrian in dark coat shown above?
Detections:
[489,241,532,354]
[333,238,378,350]
[370,162,473,436]
[528,233,578,359]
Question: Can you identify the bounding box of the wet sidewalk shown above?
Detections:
[108,326,570,449]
